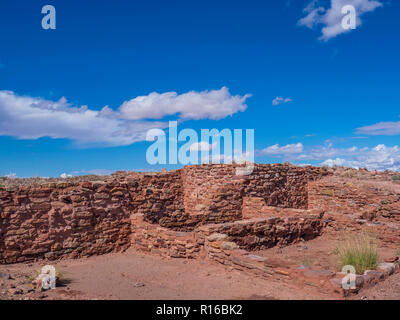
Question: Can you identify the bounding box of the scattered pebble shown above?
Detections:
[0,273,11,280]
[134,282,145,287]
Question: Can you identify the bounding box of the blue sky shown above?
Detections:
[0,0,399,177]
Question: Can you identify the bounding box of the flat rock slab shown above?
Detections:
[377,263,396,276]
[303,269,335,279]
[0,273,11,279]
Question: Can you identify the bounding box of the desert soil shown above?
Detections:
[1,235,399,300]
[0,248,323,300]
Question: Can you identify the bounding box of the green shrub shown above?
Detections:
[335,233,379,275]
[392,175,400,181]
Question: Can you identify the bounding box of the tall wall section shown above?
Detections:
[180,164,323,226]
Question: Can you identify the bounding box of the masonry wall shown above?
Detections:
[179,164,327,228]
[181,165,244,227]
[308,175,400,244]
[0,181,132,264]
[243,164,310,209]
[196,209,325,251]
[130,214,202,259]
[127,170,186,227]
[0,164,329,264]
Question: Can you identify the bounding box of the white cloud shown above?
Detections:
[344,144,400,171]
[201,150,251,164]
[298,0,326,29]
[320,145,400,171]
[298,0,383,41]
[260,141,400,171]
[295,144,360,161]
[5,172,17,179]
[0,88,250,147]
[272,97,293,106]
[356,121,400,136]
[119,87,251,120]
[296,163,313,167]
[60,173,73,179]
[259,143,304,155]
[0,91,166,147]
[189,141,217,152]
[321,158,347,167]
[76,169,113,176]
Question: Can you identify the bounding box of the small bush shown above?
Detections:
[392,175,400,181]
[335,233,379,275]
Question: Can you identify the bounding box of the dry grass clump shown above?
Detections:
[335,233,379,275]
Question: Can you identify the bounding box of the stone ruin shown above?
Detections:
[3,163,400,298]
[0,163,329,264]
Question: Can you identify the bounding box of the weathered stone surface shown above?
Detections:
[207,233,228,242]
[377,263,396,276]
[364,270,385,281]
[0,180,133,264]
[196,214,324,250]
[308,173,400,245]
[221,241,239,250]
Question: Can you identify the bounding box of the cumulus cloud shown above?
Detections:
[259,143,304,155]
[67,169,113,176]
[272,97,293,106]
[298,0,326,29]
[60,173,73,179]
[321,158,347,167]
[320,145,400,171]
[259,141,400,171]
[201,150,251,164]
[189,141,217,152]
[0,91,166,147]
[356,121,400,136]
[5,172,17,179]
[346,144,400,171]
[298,0,383,41]
[0,87,250,147]
[119,87,251,120]
[294,144,360,161]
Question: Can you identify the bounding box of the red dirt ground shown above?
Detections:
[0,248,323,300]
[1,235,399,300]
